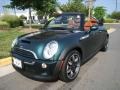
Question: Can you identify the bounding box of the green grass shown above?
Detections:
[0,28,24,59]
[24,24,44,29]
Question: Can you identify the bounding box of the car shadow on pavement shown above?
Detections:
[0,55,99,90]
[34,55,99,90]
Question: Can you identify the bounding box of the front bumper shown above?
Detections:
[12,54,63,81]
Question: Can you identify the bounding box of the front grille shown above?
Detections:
[13,48,36,59]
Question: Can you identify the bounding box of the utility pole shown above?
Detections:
[116,0,118,11]
[85,0,95,20]
[88,0,92,19]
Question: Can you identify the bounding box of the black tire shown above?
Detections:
[101,37,109,52]
[59,50,81,82]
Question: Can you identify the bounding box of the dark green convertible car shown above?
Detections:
[11,12,109,82]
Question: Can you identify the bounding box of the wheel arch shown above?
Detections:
[59,46,83,63]
[70,47,83,62]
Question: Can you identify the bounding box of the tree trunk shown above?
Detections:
[29,8,32,30]
[13,7,16,16]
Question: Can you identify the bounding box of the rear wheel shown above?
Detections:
[59,50,81,82]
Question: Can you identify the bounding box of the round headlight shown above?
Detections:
[11,38,18,48]
[43,41,58,59]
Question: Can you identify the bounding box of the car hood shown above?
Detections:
[15,30,85,60]
[19,30,72,41]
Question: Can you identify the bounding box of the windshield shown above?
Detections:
[46,14,81,30]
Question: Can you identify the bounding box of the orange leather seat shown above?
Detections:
[90,18,98,26]
[84,17,98,31]
[84,21,92,31]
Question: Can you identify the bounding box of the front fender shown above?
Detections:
[58,42,83,61]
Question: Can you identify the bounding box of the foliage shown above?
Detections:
[36,10,47,18]
[3,4,14,9]
[61,0,87,15]
[19,19,24,26]
[106,14,111,18]
[93,6,106,19]
[24,24,44,29]
[105,18,116,23]
[0,15,24,28]
[0,29,24,59]
[0,21,10,30]
[19,15,27,20]
[3,4,17,15]
[110,11,120,20]
[10,0,57,14]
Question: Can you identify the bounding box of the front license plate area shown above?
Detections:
[13,57,22,68]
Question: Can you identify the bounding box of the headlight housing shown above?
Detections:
[43,41,58,59]
[11,38,18,48]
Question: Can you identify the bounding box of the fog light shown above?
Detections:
[42,63,47,68]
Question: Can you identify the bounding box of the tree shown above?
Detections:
[61,0,87,15]
[10,0,56,12]
[110,11,120,20]
[3,4,16,15]
[93,6,106,19]
[10,0,57,29]
[19,15,27,20]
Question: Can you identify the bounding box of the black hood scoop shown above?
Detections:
[21,40,31,44]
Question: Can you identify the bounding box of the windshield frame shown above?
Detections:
[43,13,84,31]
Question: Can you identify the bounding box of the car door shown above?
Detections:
[80,29,101,61]
[90,28,102,51]
[97,26,107,47]
[90,26,107,51]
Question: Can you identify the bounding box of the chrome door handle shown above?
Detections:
[80,35,89,40]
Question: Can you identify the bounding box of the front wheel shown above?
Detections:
[59,50,81,82]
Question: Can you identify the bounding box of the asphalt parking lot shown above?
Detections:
[0,24,120,90]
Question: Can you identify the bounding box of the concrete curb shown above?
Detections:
[0,28,116,67]
[0,57,12,67]
[105,23,120,24]
[108,28,116,34]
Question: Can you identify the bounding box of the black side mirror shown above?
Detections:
[90,25,98,31]
[98,18,104,26]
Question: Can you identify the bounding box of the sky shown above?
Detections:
[0,0,120,14]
